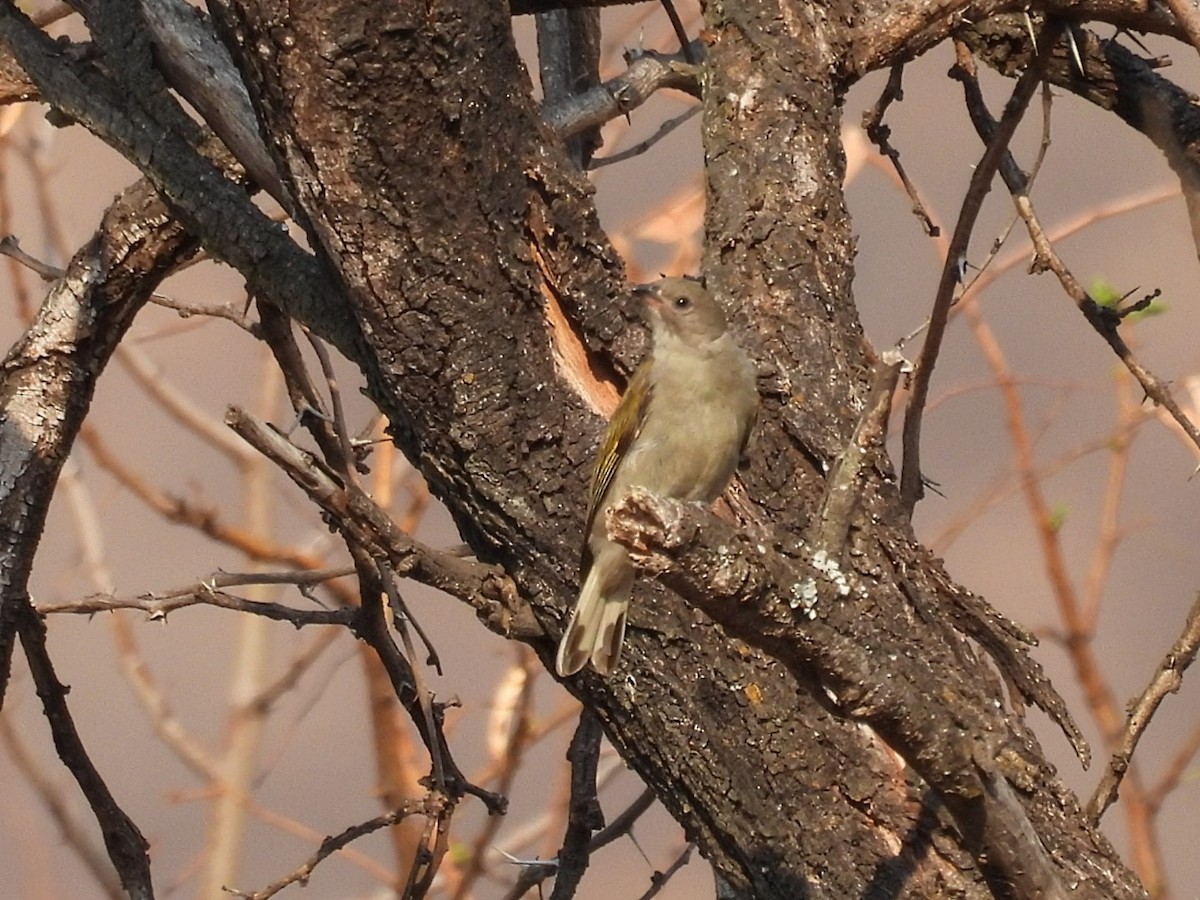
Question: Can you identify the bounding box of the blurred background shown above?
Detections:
[2,2,1199,898]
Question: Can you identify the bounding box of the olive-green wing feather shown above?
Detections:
[581,361,653,571]
[737,390,758,468]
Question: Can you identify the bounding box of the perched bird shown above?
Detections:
[555,277,759,677]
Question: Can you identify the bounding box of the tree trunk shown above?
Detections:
[197,1,1146,896]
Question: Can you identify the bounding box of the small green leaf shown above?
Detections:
[1090,279,1167,321]
[1047,505,1069,533]
[1090,279,1122,308]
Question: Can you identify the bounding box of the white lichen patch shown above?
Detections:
[725,74,764,117]
[811,549,851,597]
[790,548,856,618]
[788,578,819,619]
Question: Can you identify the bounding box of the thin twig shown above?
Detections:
[0,233,61,278]
[302,327,362,483]
[379,562,447,790]
[451,653,539,899]
[79,424,318,568]
[959,293,1161,882]
[549,709,605,900]
[588,787,655,852]
[958,36,1200,464]
[899,25,1061,511]
[148,291,258,330]
[659,0,696,64]
[589,105,701,169]
[635,843,694,900]
[961,80,1056,299]
[224,796,446,900]
[1147,718,1200,811]
[1080,374,1138,630]
[15,605,155,899]
[1087,592,1200,823]
[497,785,657,899]
[1163,0,1200,57]
[37,584,357,627]
[862,64,938,236]
[224,406,534,645]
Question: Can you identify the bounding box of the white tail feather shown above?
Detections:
[556,568,629,676]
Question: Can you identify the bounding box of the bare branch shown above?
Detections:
[842,1,1182,79]
[224,406,537,644]
[862,64,939,237]
[0,1,359,355]
[900,22,1062,511]
[960,27,1200,461]
[14,605,154,899]
[542,43,703,141]
[1088,592,1200,822]
[636,843,694,900]
[225,794,448,900]
[608,489,1102,899]
[548,709,605,900]
[36,576,358,628]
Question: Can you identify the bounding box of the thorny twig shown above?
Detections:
[635,843,695,900]
[225,795,449,900]
[541,42,703,140]
[862,64,939,236]
[899,23,1063,511]
[451,655,539,900]
[1088,592,1200,822]
[958,33,1200,461]
[590,105,701,169]
[36,568,357,626]
[549,709,605,900]
[499,787,658,899]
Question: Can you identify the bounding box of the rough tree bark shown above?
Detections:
[2,0,1191,897]
[194,0,1144,896]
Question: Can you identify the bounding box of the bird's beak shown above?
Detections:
[632,283,663,313]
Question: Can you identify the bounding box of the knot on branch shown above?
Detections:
[607,488,757,599]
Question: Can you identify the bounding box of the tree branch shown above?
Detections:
[0,1,360,356]
[224,407,534,644]
[1088,592,1200,822]
[900,21,1062,511]
[610,489,1132,899]
[959,23,1200,460]
[548,709,605,900]
[841,1,1181,80]
[0,175,195,708]
[542,43,703,141]
[226,794,448,900]
[16,603,155,899]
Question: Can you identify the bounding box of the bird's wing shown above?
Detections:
[582,361,653,571]
[737,391,758,467]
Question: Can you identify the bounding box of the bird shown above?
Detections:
[555,277,758,677]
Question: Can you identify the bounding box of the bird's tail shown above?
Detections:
[555,568,628,677]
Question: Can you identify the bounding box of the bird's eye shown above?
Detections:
[674,296,691,310]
